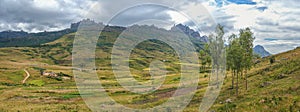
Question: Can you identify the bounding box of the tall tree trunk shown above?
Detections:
[231,70,235,96]
[216,65,219,81]
[241,71,243,80]
[245,70,248,90]
[236,71,239,96]
[225,70,228,79]
[231,70,235,89]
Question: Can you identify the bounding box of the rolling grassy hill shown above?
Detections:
[0,25,299,111]
[0,25,200,111]
[209,47,300,111]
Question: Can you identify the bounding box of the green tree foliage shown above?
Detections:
[239,28,255,90]
[208,24,226,81]
[226,27,255,95]
[199,44,211,72]
[227,34,244,95]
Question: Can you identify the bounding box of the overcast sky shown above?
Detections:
[0,0,299,54]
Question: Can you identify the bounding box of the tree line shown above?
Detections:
[200,24,256,96]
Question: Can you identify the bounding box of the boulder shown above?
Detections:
[277,74,287,79]
[260,82,272,87]
[225,98,233,103]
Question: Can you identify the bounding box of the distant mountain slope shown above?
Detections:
[0,20,207,48]
[0,29,75,47]
[0,19,95,47]
[254,45,271,57]
[0,21,208,54]
[0,30,28,38]
[11,23,205,67]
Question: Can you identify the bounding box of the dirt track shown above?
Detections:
[22,69,30,84]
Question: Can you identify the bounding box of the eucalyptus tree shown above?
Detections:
[199,44,211,72]
[239,28,255,90]
[226,28,255,95]
[227,35,244,96]
[208,24,226,82]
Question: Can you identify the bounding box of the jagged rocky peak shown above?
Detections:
[171,24,208,42]
[171,24,200,37]
[70,19,104,31]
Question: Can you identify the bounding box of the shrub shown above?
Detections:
[270,56,275,64]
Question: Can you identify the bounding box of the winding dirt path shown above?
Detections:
[22,69,30,84]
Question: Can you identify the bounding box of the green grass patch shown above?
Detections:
[28,80,45,86]
[61,92,81,99]
[6,70,24,83]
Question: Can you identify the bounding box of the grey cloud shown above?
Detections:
[256,18,279,26]
[252,27,278,33]
[0,0,87,32]
[213,13,236,33]
[109,5,172,26]
[183,20,196,27]
[264,43,300,54]
[0,0,189,32]
[217,19,235,33]
[86,0,179,23]
[278,26,300,32]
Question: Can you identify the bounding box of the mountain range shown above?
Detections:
[0,19,271,57]
[0,19,207,47]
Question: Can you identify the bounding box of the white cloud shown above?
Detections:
[167,11,190,24]
[33,0,60,10]
[191,0,300,54]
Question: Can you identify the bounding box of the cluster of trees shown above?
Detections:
[200,24,256,96]
[199,24,226,81]
[199,44,211,72]
[226,27,255,95]
[199,24,226,73]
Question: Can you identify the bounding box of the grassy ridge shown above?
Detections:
[208,47,300,111]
